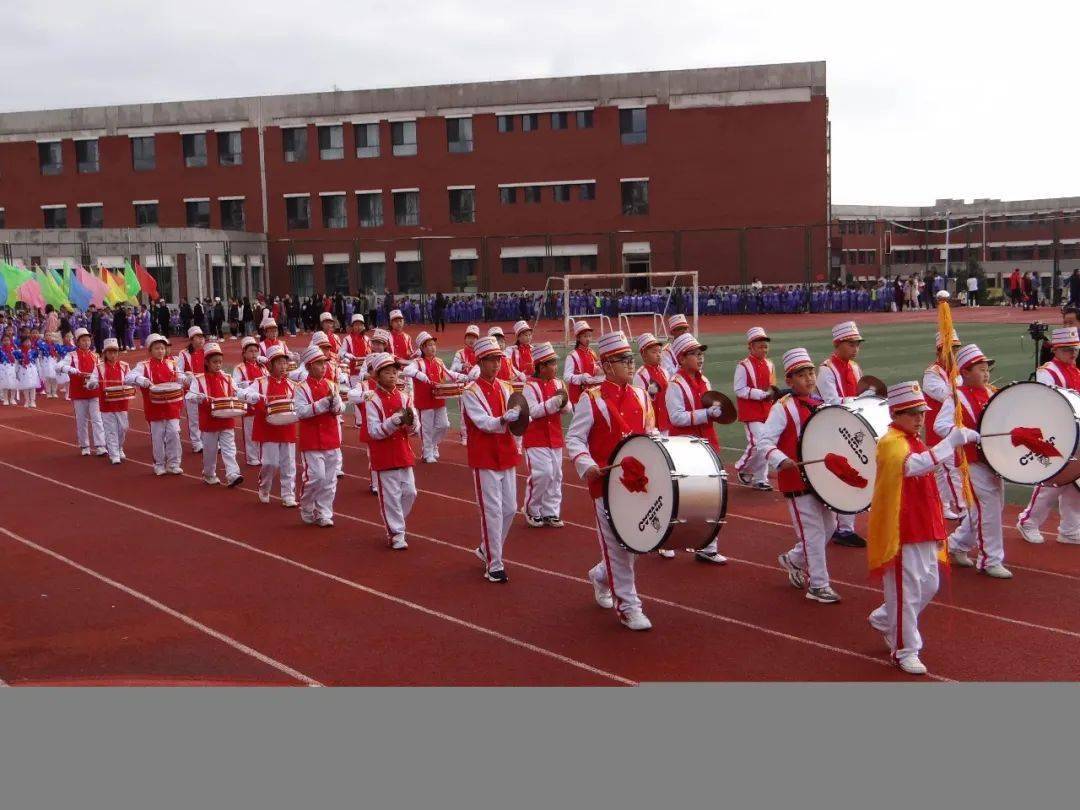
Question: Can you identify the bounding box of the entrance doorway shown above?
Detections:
[624,254,651,292]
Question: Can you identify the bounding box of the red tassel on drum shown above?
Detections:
[1010,426,1062,459]
[823,453,868,488]
[619,456,649,493]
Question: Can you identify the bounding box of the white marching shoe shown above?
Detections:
[589,574,614,609]
[979,564,1013,579]
[390,534,408,550]
[949,550,974,568]
[1016,520,1044,544]
[897,655,928,676]
[619,608,652,631]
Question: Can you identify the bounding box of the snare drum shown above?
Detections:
[510,380,525,393]
[103,384,136,402]
[604,435,727,554]
[798,395,891,514]
[210,397,247,419]
[433,382,464,399]
[979,381,1080,486]
[265,399,299,426]
[148,381,183,404]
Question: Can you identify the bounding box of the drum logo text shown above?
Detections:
[837,426,869,465]
[638,496,665,534]
[1019,437,1056,468]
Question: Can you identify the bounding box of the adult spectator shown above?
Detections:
[113,303,129,350]
[89,305,105,353]
[433,291,447,332]
[44,305,59,335]
[1069,269,1080,307]
[213,297,226,338]
[156,300,172,337]
[179,299,193,333]
[365,289,378,328]
[965,273,979,307]
[1009,268,1023,307]
[228,298,240,338]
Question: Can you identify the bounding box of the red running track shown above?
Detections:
[1,394,1079,685]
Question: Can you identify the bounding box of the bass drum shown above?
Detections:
[604,434,727,554]
[979,381,1080,486]
[798,395,891,514]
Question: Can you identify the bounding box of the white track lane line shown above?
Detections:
[0,424,952,681]
[0,457,635,687]
[0,525,321,687]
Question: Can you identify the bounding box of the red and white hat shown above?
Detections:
[746,326,770,343]
[671,332,706,358]
[73,327,90,341]
[415,331,435,348]
[309,331,330,348]
[102,338,119,352]
[465,324,480,338]
[473,336,504,360]
[573,320,593,338]
[532,342,558,364]
[147,333,168,348]
[370,328,391,346]
[350,313,366,325]
[513,320,532,337]
[487,325,505,338]
[956,343,993,370]
[265,344,287,363]
[367,352,404,374]
[597,331,632,360]
[935,329,960,349]
[300,345,326,368]
[887,381,929,413]
[320,311,334,323]
[1051,327,1080,349]
[187,326,204,338]
[261,317,278,329]
[783,348,815,375]
[668,314,689,332]
[636,332,661,353]
[389,309,404,321]
[241,336,258,350]
[203,342,223,359]
[831,321,863,343]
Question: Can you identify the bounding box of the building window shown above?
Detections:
[578,182,596,201]
[285,197,311,230]
[0,210,4,229]
[183,133,207,168]
[75,140,99,173]
[393,191,420,226]
[619,108,647,145]
[522,113,539,132]
[321,194,347,228]
[38,142,62,175]
[621,180,649,215]
[553,256,571,275]
[447,118,474,153]
[218,131,242,166]
[291,266,314,298]
[134,202,158,227]
[220,199,245,230]
[79,205,103,229]
[502,257,519,274]
[186,200,210,228]
[357,192,383,228]
[318,125,344,160]
[576,110,594,129]
[551,112,568,130]
[396,261,423,293]
[324,263,350,295]
[451,259,477,292]
[355,123,379,158]
[360,262,386,291]
[580,254,597,273]
[499,187,517,205]
[282,127,308,162]
[131,136,156,171]
[43,207,67,229]
[553,184,571,203]
[391,121,417,156]
[449,188,475,223]
[497,115,514,133]
[523,186,542,204]
[525,256,544,273]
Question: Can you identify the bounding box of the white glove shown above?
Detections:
[545,396,563,412]
[707,405,724,420]
[587,374,606,386]
[315,397,331,414]
[502,406,521,423]
[468,366,481,381]
[390,412,404,427]
[256,355,268,365]
[959,427,981,445]
[946,427,977,448]
[414,372,431,385]
[136,376,152,389]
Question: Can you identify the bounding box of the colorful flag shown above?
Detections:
[123,260,142,300]
[34,267,70,310]
[1,261,34,307]
[68,268,92,310]
[18,277,46,310]
[133,259,160,301]
[76,265,107,308]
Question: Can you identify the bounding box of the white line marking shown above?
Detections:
[0,525,322,687]
[0,457,635,687]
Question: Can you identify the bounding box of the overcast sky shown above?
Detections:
[2,0,1074,206]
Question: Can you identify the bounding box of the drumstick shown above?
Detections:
[794,458,827,468]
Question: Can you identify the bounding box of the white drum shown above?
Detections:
[604,435,727,554]
[799,395,891,514]
[148,380,183,404]
[265,399,299,426]
[979,381,1080,486]
[210,396,247,419]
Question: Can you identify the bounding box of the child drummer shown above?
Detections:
[866,381,980,675]
[759,348,842,604]
[185,342,244,488]
[238,344,298,506]
[521,342,570,528]
[410,330,469,463]
[232,336,265,467]
[293,345,344,527]
[90,337,132,464]
[126,333,184,475]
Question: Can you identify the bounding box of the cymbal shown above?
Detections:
[505,391,531,436]
[856,374,887,398]
[400,406,414,427]
[701,390,738,424]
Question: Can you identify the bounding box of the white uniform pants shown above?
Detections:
[836,511,857,535]
[869,542,940,661]
[73,398,106,451]
[734,421,769,484]
[419,407,449,461]
[259,442,297,500]
[150,419,182,472]
[588,499,642,615]
[202,429,241,482]
[374,467,418,541]
[241,415,260,466]
[523,447,564,519]
[934,453,964,512]
[948,461,1005,569]
[785,493,838,589]
[1019,483,1080,540]
[184,397,202,450]
[101,411,129,462]
[459,400,468,445]
[300,448,341,521]
[473,467,517,572]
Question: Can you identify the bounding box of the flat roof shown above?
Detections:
[834,196,1080,219]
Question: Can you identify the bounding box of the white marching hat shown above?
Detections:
[147,333,169,348]
[367,352,405,373]
[667,314,689,331]
[187,326,204,338]
[831,321,863,343]
[957,343,993,370]
[636,332,661,353]
[320,311,334,322]
[265,344,287,362]
[532,342,558,364]
[513,320,532,336]
[389,309,404,321]
[241,336,258,350]
[783,348,815,375]
[487,325,505,338]
[309,331,330,348]
[935,329,961,349]
[573,320,593,338]
[1051,327,1080,349]
[300,345,326,367]
[350,313,366,325]
[415,331,435,348]
[473,336,504,360]
[671,332,706,358]
[370,328,391,345]
[73,327,90,341]
[261,317,278,329]
[596,331,632,360]
[746,326,770,343]
[465,324,480,338]
[203,342,223,358]
[887,381,929,413]
[102,338,119,351]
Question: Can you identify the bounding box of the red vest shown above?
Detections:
[892,426,947,544]
[567,347,598,405]
[737,356,774,423]
[495,354,516,382]
[464,377,520,470]
[585,381,648,498]
[456,346,477,373]
[367,386,416,471]
[511,344,533,376]
[390,330,412,361]
[637,364,671,433]
[955,385,991,464]
[412,356,449,411]
[252,376,298,444]
[259,337,282,358]
[775,395,819,494]
[97,361,131,413]
[68,349,99,400]
[196,372,238,432]
[354,379,376,444]
[523,378,565,449]
[346,333,370,375]
[669,370,720,451]
[923,363,950,444]
[141,358,184,422]
[825,354,859,397]
[1042,359,1080,391]
[236,360,264,415]
[181,348,205,375]
[297,377,342,451]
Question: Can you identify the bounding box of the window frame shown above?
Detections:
[282,127,308,162]
[448,188,476,223]
[182,132,208,168]
[356,192,384,228]
[134,202,159,227]
[42,206,67,229]
[78,204,104,229]
[620,180,649,216]
[185,199,210,228]
[38,141,63,175]
[446,117,474,153]
[619,108,647,145]
[354,122,380,158]
[391,120,418,157]
[217,131,243,166]
[317,125,344,160]
[75,139,100,174]
[285,196,311,230]
[321,193,348,229]
[392,190,420,226]
[131,136,156,171]
[219,198,246,231]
